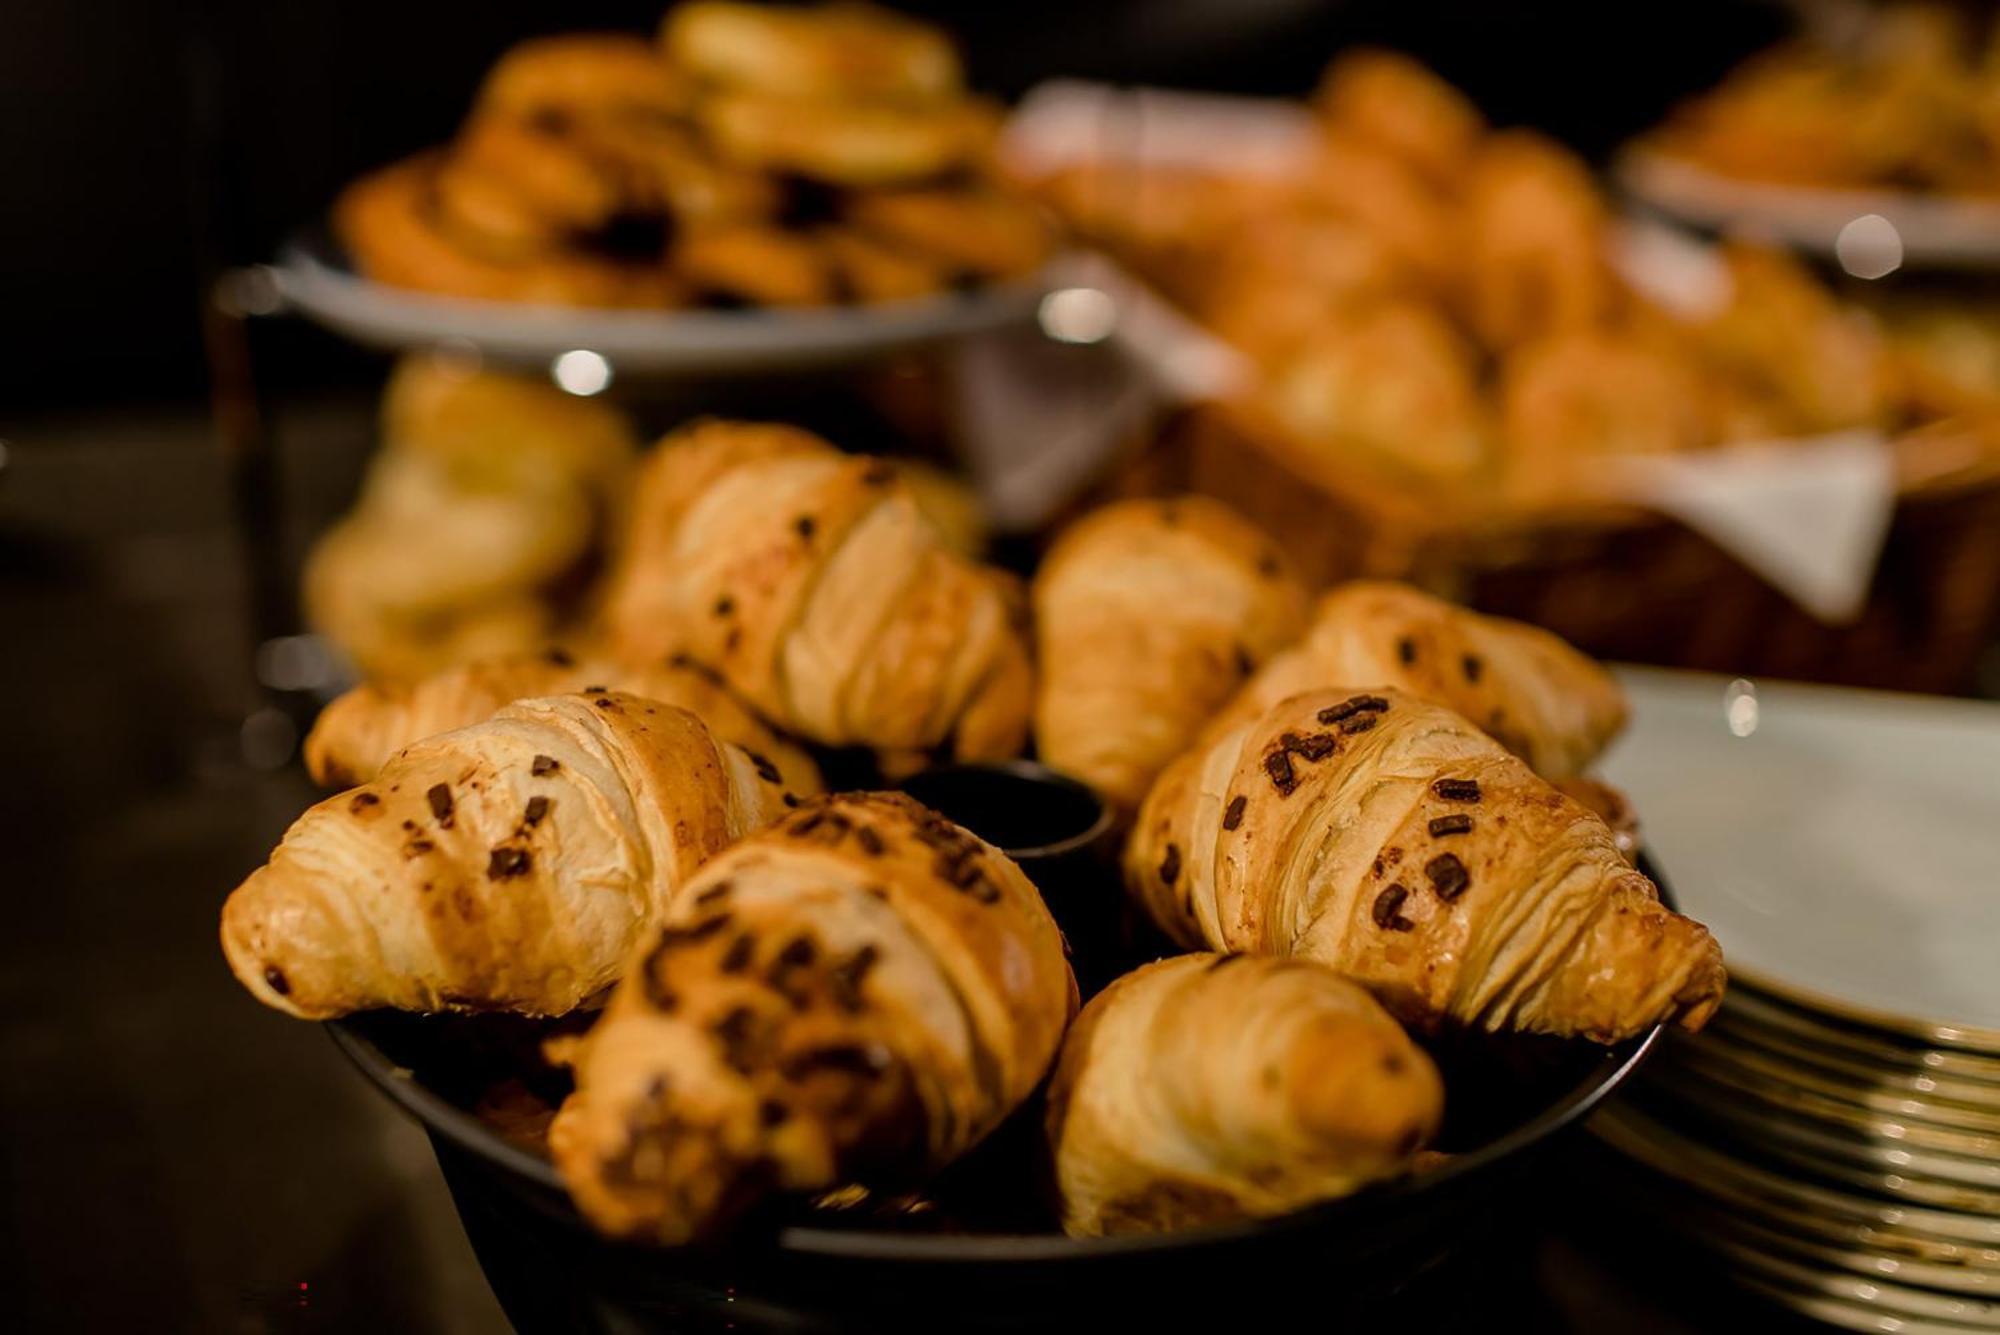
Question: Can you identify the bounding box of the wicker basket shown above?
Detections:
[1107,403,2000,695]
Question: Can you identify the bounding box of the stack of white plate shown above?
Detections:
[1592,669,2000,1333]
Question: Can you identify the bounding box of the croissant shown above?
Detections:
[1032,498,1308,814]
[303,649,819,798]
[221,692,793,1019]
[548,792,1077,1243]
[1126,688,1725,1041]
[1046,953,1442,1236]
[603,421,1033,766]
[1208,581,1627,782]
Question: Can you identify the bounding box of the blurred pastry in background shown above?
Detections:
[1641,4,2000,197]
[335,3,1051,310]
[1313,46,1482,185]
[1262,301,1489,486]
[304,354,637,683]
[1456,131,1615,349]
[1026,46,1925,505]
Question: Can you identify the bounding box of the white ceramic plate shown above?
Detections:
[272,231,1054,376]
[1617,149,2000,270]
[1602,668,2000,1043]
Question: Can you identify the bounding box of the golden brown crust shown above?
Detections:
[548,792,1075,1243]
[302,651,819,801]
[603,421,1033,762]
[1209,581,1627,781]
[1047,953,1442,1236]
[221,693,793,1019]
[1032,497,1308,814]
[844,186,1053,279]
[697,89,996,186]
[1315,48,1485,184]
[1126,688,1724,1041]
[661,2,963,101]
[334,154,681,307]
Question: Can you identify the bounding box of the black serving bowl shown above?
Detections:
[326,767,1675,1334]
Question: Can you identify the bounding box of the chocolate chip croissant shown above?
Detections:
[303,649,819,798]
[1209,581,1627,781]
[1127,688,1724,1041]
[221,693,793,1019]
[1032,497,1308,815]
[548,793,1077,1243]
[603,421,1033,769]
[1047,953,1442,1236]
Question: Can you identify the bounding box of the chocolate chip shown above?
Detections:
[349,792,380,813]
[1432,778,1481,803]
[1372,884,1415,931]
[583,685,608,694]
[531,754,558,777]
[405,839,434,858]
[855,826,884,856]
[714,596,735,618]
[725,627,743,653]
[1159,843,1181,886]
[1462,654,1483,682]
[1233,644,1254,676]
[594,697,617,710]
[263,965,290,996]
[1428,814,1472,837]
[788,811,825,837]
[794,515,816,540]
[544,647,575,667]
[487,847,532,880]
[659,914,734,948]
[720,933,755,973]
[713,1006,762,1074]
[426,783,454,827]
[781,1044,889,1080]
[1264,749,1297,796]
[1289,731,1338,760]
[1222,794,1247,830]
[1316,695,1389,724]
[524,795,550,827]
[1426,853,1470,901]
[830,944,879,1013]
[782,793,802,808]
[774,935,816,970]
[745,751,782,785]
[1397,637,1417,665]
[1338,713,1380,735]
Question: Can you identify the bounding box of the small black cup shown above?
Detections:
[894,761,1130,996]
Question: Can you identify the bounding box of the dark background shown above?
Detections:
[1,0,1785,409]
[0,2,1831,1330]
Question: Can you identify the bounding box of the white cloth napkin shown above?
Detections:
[1602,433,1897,624]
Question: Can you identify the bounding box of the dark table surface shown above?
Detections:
[0,397,1808,1333]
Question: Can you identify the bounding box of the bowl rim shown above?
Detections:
[892,758,1116,861]
[327,854,1678,1263]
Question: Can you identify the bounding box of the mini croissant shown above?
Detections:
[1047,953,1442,1236]
[549,793,1077,1243]
[221,693,793,1019]
[1033,497,1308,814]
[303,649,819,798]
[1127,688,1724,1041]
[1209,581,1627,781]
[603,421,1033,767]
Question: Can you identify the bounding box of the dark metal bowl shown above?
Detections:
[327,767,1674,1333]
